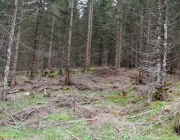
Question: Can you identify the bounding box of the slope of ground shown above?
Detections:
[0,66,180,140]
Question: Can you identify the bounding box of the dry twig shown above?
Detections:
[67,130,80,140]
[86,93,96,104]
[55,119,93,126]
[17,108,37,125]
[10,115,17,125]
[127,110,152,119]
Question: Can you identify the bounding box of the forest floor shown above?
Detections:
[1,66,180,140]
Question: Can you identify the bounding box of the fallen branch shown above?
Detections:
[8,89,19,94]
[55,119,93,126]
[10,115,17,125]
[38,118,94,129]
[116,127,121,133]
[12,114,22,121]
[127,110,153,119]
[67,130,80,140]
[86,93,96,104]
[17,109,37,125]
[37,102,47,105]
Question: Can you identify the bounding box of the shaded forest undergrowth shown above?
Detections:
[1,67,180,140]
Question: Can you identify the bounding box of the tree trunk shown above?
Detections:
[130,33,133,69]
[11,0,25,89]
[115,0,122,72]
[115,29,119,71]
[98,37,103,66]
[2,0,18,101]
[156,0,162,86]
[0,34,4,50]
[30,0,42,79]
[89,0,93,66]
[59,44,64,75]
[138,0,144,83]
[119,9,122,68]
[85,0,93,71]
[161,0,168,87]
[154,0,168,101]
[65,0,74,85]
[107,43,112,65]
[48,16,54,70]
[146,7,150,64]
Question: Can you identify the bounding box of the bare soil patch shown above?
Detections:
[93,66,116,77]
[72,74,99,90]
[53,94,87,108]
[90,113,118,126]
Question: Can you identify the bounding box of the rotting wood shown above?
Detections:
[8,89,19,94]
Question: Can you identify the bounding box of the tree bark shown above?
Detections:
[59,25,66,75]
[2,0,18,101]
[85,0,93,71]
[11,0,25,89]
[98,37,103,66]
[48,16,54,70]
[146,7,150,59]
[138,0,144,83]
[154,0,168,101]
[130,33,133,69]
[89,0,93,66]
[156,0,162,86]
[65,0,74,85]
[107,42,112,65]
[161,0,168,86]
[30,0,42,79]
[59,44,64,75]
[115,0,122,72]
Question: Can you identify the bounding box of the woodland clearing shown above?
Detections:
[0,66,180,140]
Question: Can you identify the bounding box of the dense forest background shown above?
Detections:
[0,0,180,100]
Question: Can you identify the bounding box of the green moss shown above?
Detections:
[45,70,59,78]
[45,113,73,121]
[34,71,40,77]
[107,87,138,106]
[151,101,163,107]
[71,69,78,75]
[166,81,173,86]
[89,67,96,71]
[108,92,131,106]
[101,83,112,87]
[81,67,96,74]
[82,70,88,73]
[61,87,73,91]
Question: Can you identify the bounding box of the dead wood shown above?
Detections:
[8,89,19,94]
[86,93,96,104]
[67,130,80,140]
[127,110,153,119]
[10,115,17,125]
[16,109,38,125]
